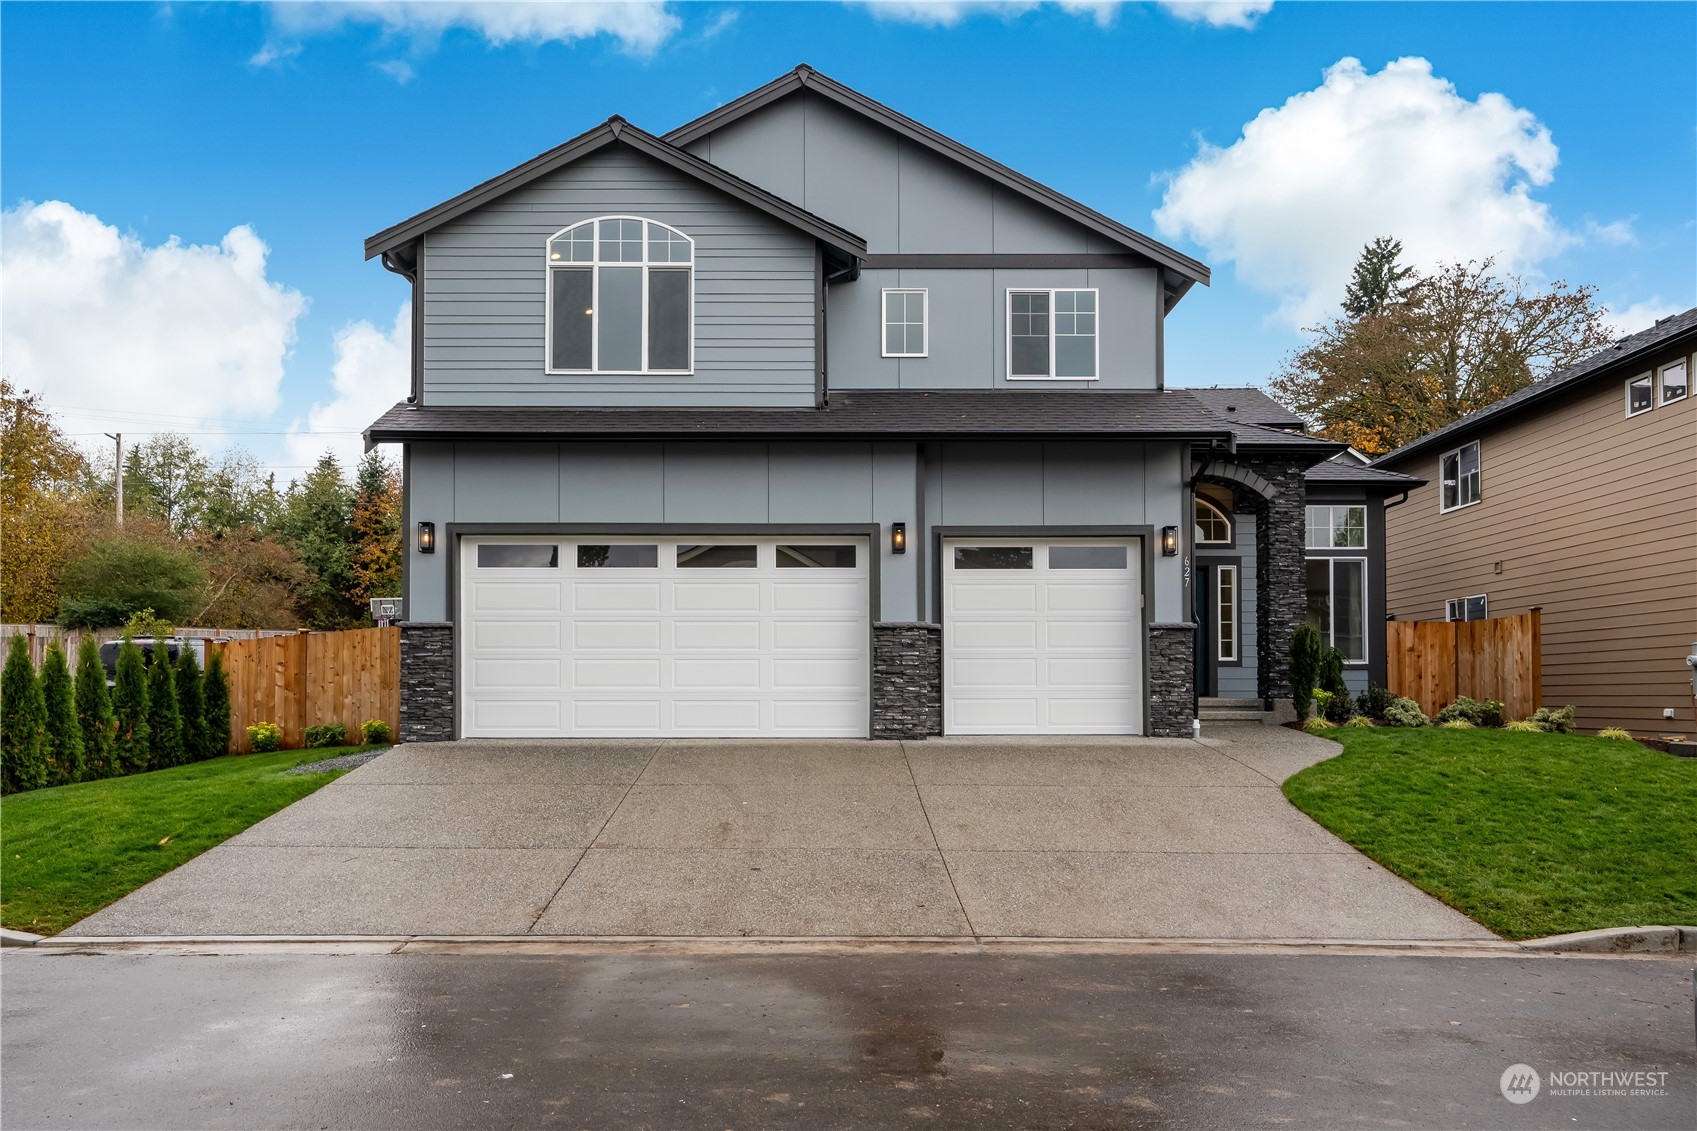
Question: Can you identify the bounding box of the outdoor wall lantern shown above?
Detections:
[890,522,907,555]
[417,521,436,554]
[1161,526,1178,556]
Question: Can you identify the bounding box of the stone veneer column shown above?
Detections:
[1147,623,1197,738]
[871,622,942,739]
[398,621,454,743]
[1253,460,1309,704]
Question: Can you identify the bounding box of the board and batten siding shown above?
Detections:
[421,145,818,407]
[1380,353,1697,734]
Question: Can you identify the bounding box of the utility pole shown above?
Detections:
[104,432,123,526]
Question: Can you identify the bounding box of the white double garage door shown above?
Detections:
[461,535,1142,738]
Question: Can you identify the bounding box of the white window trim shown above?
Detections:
[1312,556,1370,665]
[1438,440,1482,514]
[1445,594,1489,622]
[1623,372,1655,417]
[880,288,928,358]
[543,215,695,377]
[1005,287,1100,381]
[1195,497,1232,545]
[1215,564,1238,663]
[1657,358,1689,405]
[1305,504,1368,550]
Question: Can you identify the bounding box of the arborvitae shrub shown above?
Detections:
[175,648,209,763]
[1,634,49,793]
[202,651,232,759]
[145,654,184,769]
[112,638,151,773]
[1320,647,1348,697]
[39,643,84,786]
[75,635,117,779]
[1289,624,1323,719]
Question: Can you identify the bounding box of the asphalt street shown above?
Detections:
[2,948,1692,1130]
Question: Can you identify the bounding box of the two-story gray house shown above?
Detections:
[363,66,1343,741]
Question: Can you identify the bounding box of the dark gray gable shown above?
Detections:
[364,116,866,261]
[664,65,1210,298]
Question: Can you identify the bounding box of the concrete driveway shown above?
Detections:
[66,724,1492,940]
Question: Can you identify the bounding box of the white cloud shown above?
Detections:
[259,0,682,58]
[1,200,305,447]
[1602,298,1681,339]
[1154,57,1568,326]
[1583,217,1636,247]
[249,40,302,66]
[287,303,411,471]
[856,1,1119,27]
[1156,1,1271,28]
[374,58,417,83]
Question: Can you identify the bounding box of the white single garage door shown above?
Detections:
[943,539,1143,735]
[461,536,869,738]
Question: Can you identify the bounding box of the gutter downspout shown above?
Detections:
[819,257,861,408]
[379,245,422,408]
[1382,490,1411,510]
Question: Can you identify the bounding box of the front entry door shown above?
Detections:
[1193,564,1211,697]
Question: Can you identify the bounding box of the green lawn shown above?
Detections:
[1284,728,1697,940]
[1,747,383,935]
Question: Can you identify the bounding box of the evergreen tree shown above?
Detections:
[74,634,117,779]
[1,634,49,793]
[145,653,184,769]
[271,453,360,628]
[112,637,151,773]
[175,647,209,763]
[1341,237,1415,319]
[39,642,84,786]
[202,650,232,759]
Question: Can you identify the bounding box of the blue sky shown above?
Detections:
[3,1,1692,477]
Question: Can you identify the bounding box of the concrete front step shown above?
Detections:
[1199,697,1270,722]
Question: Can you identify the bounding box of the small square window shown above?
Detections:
[1659,359,1689,405]
[882,289,927,357]
[1625,373,1654,416]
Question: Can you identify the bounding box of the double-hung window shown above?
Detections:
[1305,505,1366,549]
[547,217,693,374]
[1307,558,1367,663]
[1659,358,1689,405]
[1007,288,1098,379]
[1439,440,1481,512]
[882,289,927,357]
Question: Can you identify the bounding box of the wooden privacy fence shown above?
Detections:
[214,627,400,753]
[1387,609,1543,721]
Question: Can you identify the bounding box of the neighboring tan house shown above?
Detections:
[1372,307,1697,734]
[1188,389,1422,700]
[362,65,1343,742]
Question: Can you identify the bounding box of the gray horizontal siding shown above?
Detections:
[421,146,817,407]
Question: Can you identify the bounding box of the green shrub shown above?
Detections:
[203,651,232,759]
[247,721,282,753]
[1527,705,1577,734]
[1436,696,1506,728]
[1,634,49,793]
[56,537,206,629]
[121,608,175,640]
[145,652,184,769]
[1503,719,1543,733]
[175,648,210,763]
[1382,696,1430,728]
[1319,647,1348,697]
[1313,689,1333,717]
[1342,715,1376,729]
[1324,685,1357,723]
[1356,685,1398,720]
[112,637,151,773]
[1439,719,1475,730]
[39,643,84,787]
[1596,727,1635,740]
[74,635,117,779]
[1290,624,1323,718]
[303,722,348,748]
[361,719,392,745]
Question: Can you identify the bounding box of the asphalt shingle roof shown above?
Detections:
[1186,387,1307,430]
[1373,306,1697,467]
[1305,456,1425,487]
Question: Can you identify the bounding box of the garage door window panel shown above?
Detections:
[677,544,759,568]
[954,546,1034,569]
[577,544,658,568]
[1049,545,1127,570]
[477,544,560,568]
[777,544,857,568]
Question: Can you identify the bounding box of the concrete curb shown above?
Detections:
[1517,925,1697,955]
[19,932,1693,959]
[0,928,44,948]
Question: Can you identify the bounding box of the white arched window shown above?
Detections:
[546,217,693,374]
[1194,497,1232,545]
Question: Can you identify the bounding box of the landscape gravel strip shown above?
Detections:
[286,751,387,776]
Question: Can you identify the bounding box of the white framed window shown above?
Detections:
[1305,504,1367,549]
[1216,565,1238,662]
[1194,498,1232,545]
[1659,358,1689,405]
[545,216,693,375]
[1306,557,1367,663]
[1439,440,1481,512]
[1445,594,1488,622]
[881,289,927,357]
[1007,288,1098,380]
[1624,372,1654,416]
